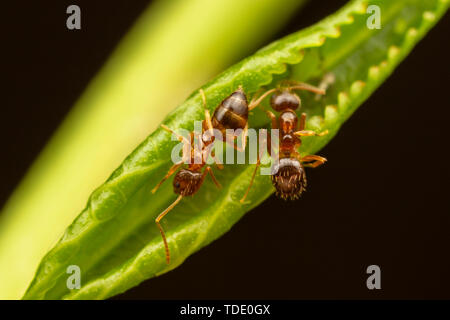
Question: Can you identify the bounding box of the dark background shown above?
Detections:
[2,1,449,299]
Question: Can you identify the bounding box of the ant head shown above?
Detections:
[270,89,301,112]
[173,169,203,196]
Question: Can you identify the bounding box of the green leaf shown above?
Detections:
[23,0,449,299]
[0,0,306,299]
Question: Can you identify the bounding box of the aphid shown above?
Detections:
[240,81,328,202]
[152,87,249,263]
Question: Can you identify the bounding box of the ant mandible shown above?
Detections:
[240,81,329,202]
[152,86,249,264]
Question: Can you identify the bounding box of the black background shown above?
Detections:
[2,1,450,299]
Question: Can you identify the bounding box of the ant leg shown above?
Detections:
[301,155,327,168]
[214,160,224,170]
[224,124,248,153]
[153,127,191,193]
[204,166,221,189]
[294,129,329,137]
[299,113,306,131]
[296,113,328,136]
[240,139,266,203]
[202,146,223,170]
[262,109,278,162]
[161,124,190,145]
[239,123,248,152]
[264,110,278,129]
[155,194,183,264]
[240,158,260,203]
[284,80,326,95]
[201,89,213,132]
[224,134,247,153]
[200,89,214,137]
[210,150,223,170]
[152,161,184,194]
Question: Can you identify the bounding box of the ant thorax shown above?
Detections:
[279,109,300,153]
[279,110,298,135]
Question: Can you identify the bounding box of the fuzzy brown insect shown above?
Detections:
[240,81,328,202]
[152,87,249,264]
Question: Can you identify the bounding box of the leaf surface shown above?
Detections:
[23,0,449,299]
[0,0,305,299]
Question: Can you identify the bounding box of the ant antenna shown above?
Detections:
[155,194,183,264]
[249,88,277,111]
[248,82,325,112]
[288,82,325,95]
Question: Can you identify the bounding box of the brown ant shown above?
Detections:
[240,81,328,202]
[152,86,249,264]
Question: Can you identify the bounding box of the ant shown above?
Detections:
[240,81,329,202]
[152,86,249,264]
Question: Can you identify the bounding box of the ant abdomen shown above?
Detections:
[270,90,300,111]
[271,158,307,200]
[173,169,203,196]
[212,87,248,137]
